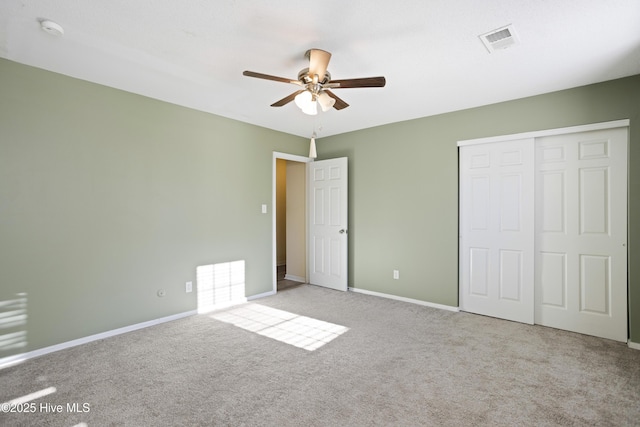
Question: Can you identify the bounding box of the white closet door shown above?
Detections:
[460,139,535,324]
[535,128,628,342]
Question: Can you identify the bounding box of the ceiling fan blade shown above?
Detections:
[306,49,331,82]
[243,71,301,85]
[324,90,349,110]
[328,76,386,88]
[271,90,305,107]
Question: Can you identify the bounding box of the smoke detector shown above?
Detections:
[40,20,64,36]
[480,24,518,53]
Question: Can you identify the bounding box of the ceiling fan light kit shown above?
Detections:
[243,48,386,115]
[294,89,335,116]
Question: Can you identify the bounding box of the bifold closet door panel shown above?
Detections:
[459,138,535,324]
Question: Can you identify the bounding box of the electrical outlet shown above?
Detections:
[186,281,193,293]
[393,270,400,280]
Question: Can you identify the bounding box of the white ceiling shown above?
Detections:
[1,0,639,138]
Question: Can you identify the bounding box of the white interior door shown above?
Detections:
[308,158,348,291]
[460,139,535,324]
[535,128,628,342]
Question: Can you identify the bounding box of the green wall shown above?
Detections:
[318,75,640,343]
[0,58,307,354]
[2,57,639,356]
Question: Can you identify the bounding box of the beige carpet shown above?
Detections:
[1,284,639,426]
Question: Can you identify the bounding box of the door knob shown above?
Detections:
[339,229,347,234]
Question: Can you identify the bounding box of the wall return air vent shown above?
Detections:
[480,24,518,53]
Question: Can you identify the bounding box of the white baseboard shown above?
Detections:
[284,274,305,283]
[629,340,640,351]
[197,298,247,314]
[247,290,275,300]
[0,310,197,370]
[348,287,459,312]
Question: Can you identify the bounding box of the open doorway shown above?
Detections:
[273,153,310,293]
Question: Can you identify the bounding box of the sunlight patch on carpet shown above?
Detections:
[211,304,348,351]
[1,386,57,407]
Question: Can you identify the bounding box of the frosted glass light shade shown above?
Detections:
[317,91,336,112]
[302,101,317,115]
[294,91,312,109]
[295,90,318,115]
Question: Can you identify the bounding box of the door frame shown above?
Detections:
[457,120,629,147]
[272,152,312,295]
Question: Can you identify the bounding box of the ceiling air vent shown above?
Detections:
[480,24,518,53]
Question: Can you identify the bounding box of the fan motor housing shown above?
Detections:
[298,68,331,85]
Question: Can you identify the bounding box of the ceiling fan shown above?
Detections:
[243,49,386,115]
